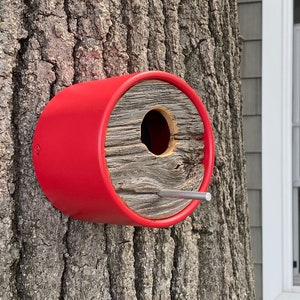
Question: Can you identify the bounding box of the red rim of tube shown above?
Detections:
[98,71,215,227]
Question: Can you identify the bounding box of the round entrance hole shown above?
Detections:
[141,107,177,156]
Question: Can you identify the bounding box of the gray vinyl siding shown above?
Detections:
[238,1,262,299]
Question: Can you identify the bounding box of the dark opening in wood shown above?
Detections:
[141,108,175,156]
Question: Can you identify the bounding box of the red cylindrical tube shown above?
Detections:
[32,71,214,227]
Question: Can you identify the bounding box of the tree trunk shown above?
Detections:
[0,0,255,299]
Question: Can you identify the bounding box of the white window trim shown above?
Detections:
[262,0,295,299]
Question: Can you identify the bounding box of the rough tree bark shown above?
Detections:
[0,0,255,299]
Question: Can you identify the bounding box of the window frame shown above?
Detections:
[292,23,300,283]
[262,0,295,298]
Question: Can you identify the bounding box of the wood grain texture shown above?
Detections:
[0,0,255,299]
[105,80,204,219]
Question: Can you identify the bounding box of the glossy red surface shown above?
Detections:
[32,71,215,227]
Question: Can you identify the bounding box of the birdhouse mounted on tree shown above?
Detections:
[32,71,214,228]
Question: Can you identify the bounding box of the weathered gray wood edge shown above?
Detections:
[105,80,204,219]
